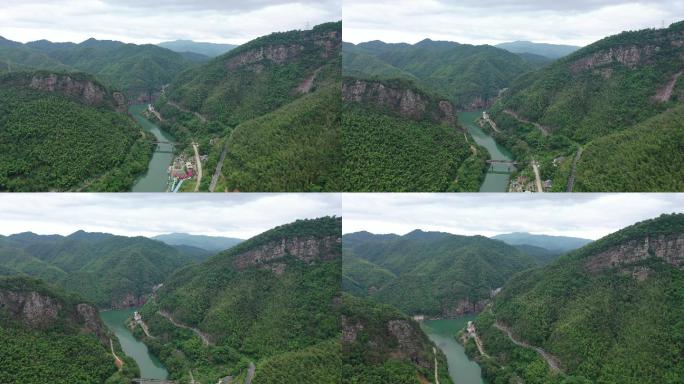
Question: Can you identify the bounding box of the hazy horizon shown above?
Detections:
[344,0,684,46]
[342,194,684,240]
[0,0,341,45]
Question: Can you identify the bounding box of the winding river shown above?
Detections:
[422,318,483,384]
[458,110,515,192]
[101,308,168,380]
[129,104,175,192]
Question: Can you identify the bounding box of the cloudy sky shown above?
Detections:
[344,0,684,46]
[343,193,684,240]
[0,194,341,239]
[0,0,341,44]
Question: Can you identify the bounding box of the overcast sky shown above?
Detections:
[0,0,340,44]
[343,193,684,240]
[0,194,341,239]
[344,0,684,46]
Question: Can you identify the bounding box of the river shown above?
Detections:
[100,308,168,380]
[458,110,515,192]
[422,318,483,384]
[129,104,175,192]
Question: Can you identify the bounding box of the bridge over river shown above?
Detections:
[132,379,177,384]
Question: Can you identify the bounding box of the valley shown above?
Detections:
[422,318,483,384]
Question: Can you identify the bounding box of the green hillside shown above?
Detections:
[342,77,486,192]
[154,21,342,192]
[342,294,452,384]
[25,38,194,98]
[0,71,152,191]
[344,39,535,108]
[471,214,684,383]
[489,21,684,191]
[343,230,536,316]
[492,232,593,253]
[135,217,342,383]
[0,276,139,384]
[0,231,201,307]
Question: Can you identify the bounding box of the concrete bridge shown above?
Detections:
[486,159,518,165]
[132,379,178,384]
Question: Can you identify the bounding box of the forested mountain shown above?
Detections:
[135,217,341,383]
[0,231,203,307]
[343,230,535,316]
[153,233,243,251]
[0,71,153,191]
[343,39,535,108]
[0,276,138,383]
[342,77,486,191]
[0,36,195,100]
[154,21,342,192]
[470,214,684,383]
[342,294,452,384]
[157,40,237,58]
[495,41,580,59]
[22,38,194,100]
[492,232,593,253]
[488,21,684,191]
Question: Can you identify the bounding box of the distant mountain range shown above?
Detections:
[495,40,581,59]
[492,232,593,253]
[157,40,237,58]
[152,233,242,251]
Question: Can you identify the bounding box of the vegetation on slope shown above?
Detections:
[475,214,684,383]
[0,72,152,191]
[137,217,342,383]
[220,83,342,191]
[0,276,138,384]
[342,293,452,384]
[0,231,201,307]
[342,77,486,192]
[344,39,535,107]
[343,230,535,316]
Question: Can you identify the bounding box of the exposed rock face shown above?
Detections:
[585,234,684,273]
[441,298,487,317]
[0,290,61,328]
[75,303,109,345]
[112,293,147,309]
[314,29,342,58]
[569,45,657,73]
[342,79,457,126]
[466,96,494,110]
[29,73,107,106]
[233,235,341,271]
[386,320,432,370]
[226,44,304,70]
[112,91,127,112]
[341,315,364,343]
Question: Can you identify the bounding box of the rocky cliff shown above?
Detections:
[232,235,341,273]
[0,278,109,345]
[1,71,127,112]
[343,78,457,126]
[585,233,684,273]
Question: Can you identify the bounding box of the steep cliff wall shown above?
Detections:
[343,78,457,126]
[232,235,340,273]
[585,234,684,273]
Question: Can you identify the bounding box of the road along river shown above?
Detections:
[458,110,515,192]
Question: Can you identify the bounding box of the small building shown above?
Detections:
[467,321,477,336]
[544,180,552,190]
[413,315,425,322]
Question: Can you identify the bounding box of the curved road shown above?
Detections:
[110,338,124,370]
[531,160,543,193]
[494,322,562,373]
[566,147,583,192]
[158,311,212,346]
[192,142,202,192]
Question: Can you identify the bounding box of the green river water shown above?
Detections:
[100,308,168,379]
[422,318,484,384]
[458,110,515,192]
[129,104,175,192]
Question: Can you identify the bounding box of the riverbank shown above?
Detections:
[100,308,169,380]
[422,318,484,384]
[458,110,515,192]
[129,104,175,192]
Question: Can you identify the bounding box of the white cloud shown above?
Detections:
[343,0,684,46]
[342,193,684,240]
[0,0,341,44]
[0,193,341,239]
